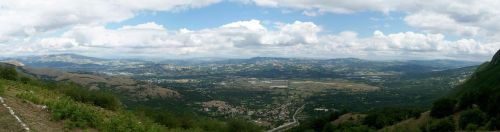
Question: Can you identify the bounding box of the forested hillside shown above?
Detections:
[288,50,500,132]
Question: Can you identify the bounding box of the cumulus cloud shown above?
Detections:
[404,11,480,37]
[322,31,496,59]
[1,1,499,60]
[245,0,500,41]
[7,20,493,60]
[0,0,221,42]
[16,20,317,57]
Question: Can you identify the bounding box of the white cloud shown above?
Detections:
[6,20,493,61]
[1,1,499,60]
[21,20,321,57]
[221,20,266,31]
[319,30,498,60]
[246,0,500,41]
[404,11,480,37]
[249,0,412,13]
[302,11,321,16]
[0,0,221,42]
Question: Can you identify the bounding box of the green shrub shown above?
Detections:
[53,83,122,111]
[487,117,500,130]
[92,92,121,111]
[47,99,103,128]
[362,107,423,129]
[20,77,31,84]
[225,119,263,132]
[0,67,18,81]
[101,112,164,132]
[430,98,456,118]
[16,92,43,104]
[17,90,165,131]
[323,123,373,132]
[459,108,487,130]
[422,118,455,132]
[0,83,4,95]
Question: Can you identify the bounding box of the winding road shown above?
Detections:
[267,104,305,132]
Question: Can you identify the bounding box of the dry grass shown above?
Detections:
[291,80,379,92]
[332,113,367,125]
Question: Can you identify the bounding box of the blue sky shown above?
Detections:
[0,0,498,60]
[106,1,412,37]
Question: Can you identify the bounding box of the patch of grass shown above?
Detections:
[15,85,165,131]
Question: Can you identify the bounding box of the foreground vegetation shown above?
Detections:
[0,64,262,131]
[289,107,424,132]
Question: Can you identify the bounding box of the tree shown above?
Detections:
[225,119,262,132]
[0,84,4,95]
[487,117,500,130]
[459,108,487,130]
[362,107,423,129]
[0,67,18,81]
[430,98,456,118]
[423,118,455,132]
[20,77,31,84]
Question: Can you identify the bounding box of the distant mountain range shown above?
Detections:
[0,53,482,77]
[1,54,150,71]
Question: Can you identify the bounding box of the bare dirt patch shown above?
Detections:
[0,100,24,132]
[3,96,66,132]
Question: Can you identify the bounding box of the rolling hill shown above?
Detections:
[0,63,263,132]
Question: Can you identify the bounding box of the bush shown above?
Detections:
[323,123,373,132]
[430,98,456,118]
[487,117,500,130]
[92,92,122,111]
[422,118,455,132]
[17,91,165,131]
[54,83,121,111]
[225,119,263,132]
[0,83,4,95]
[459,108,487,130]
[20,77,31,84]
[0,67,18,81]
[362,107,423,129]
[47,98,102,128]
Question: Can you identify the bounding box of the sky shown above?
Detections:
[1,0,500,61]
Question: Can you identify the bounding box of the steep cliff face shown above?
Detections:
[492,50,500,65]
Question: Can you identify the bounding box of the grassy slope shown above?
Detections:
[0,79,176,132]
[449,62,500,97]
[378,112,432,132]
